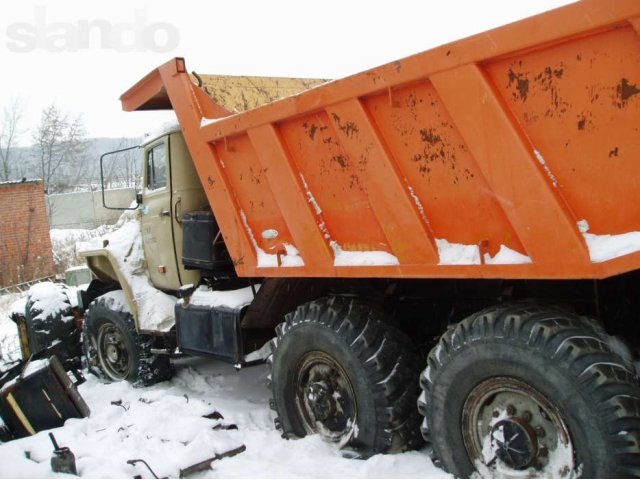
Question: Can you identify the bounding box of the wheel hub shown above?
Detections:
[490,418,538,469]
[305,381,336,421]
[462,377,574,476]
[106,343,120,363]
[97,324,131,381]
[295,351,357,444]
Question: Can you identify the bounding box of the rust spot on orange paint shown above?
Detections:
[331,155,349,169]
[615,78,640,107]
[331,113,359,138]
[302,122,318,140]
[508,68,530,101]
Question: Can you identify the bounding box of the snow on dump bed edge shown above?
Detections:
[436,240,532,265]
[331,241,400,267]
[578,219,640,263]
[78,214,177,332]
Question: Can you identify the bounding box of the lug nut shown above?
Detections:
[522,411,532,422]
[535,426,546,437]
[506,404,516,416]
[492,410,500,418]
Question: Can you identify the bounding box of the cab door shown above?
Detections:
[168,132,207,286]
[140,136,181,290]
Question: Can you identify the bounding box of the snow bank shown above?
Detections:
[0,293,23,370]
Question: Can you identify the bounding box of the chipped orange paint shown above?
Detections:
[120,0,640,280]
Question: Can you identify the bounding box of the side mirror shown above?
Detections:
[100,145,141,211]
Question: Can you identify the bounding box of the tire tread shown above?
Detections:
[418,302,640,478]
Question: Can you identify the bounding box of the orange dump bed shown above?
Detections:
[121,0,640,280]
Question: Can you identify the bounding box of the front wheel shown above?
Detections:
[419,304,640,478]
[82,291,172,386]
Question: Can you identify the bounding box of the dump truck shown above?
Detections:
[18,0,640,477]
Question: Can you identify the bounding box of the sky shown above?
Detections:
[0,0,575,143]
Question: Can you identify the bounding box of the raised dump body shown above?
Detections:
[121,0,640,281]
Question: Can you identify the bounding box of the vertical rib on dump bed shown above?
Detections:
[121,0,640,280]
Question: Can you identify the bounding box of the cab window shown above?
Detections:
[146,143,167,190]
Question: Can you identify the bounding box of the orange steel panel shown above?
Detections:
[363,82,525,256]
[278,112,391,253]
[246,124,333,267]
[214,133,297,259]
[325,99,439,264]
[486,26,640,236]
[430,64,591,268]
[121,0,640,280]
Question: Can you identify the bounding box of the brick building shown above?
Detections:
[0,179,55,286]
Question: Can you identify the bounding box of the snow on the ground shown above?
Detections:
[0,293,23,371]
[0,294,448,479]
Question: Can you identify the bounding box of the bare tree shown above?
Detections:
[32,104,87,193]
[102,138,141,189]
[0,98,25,181]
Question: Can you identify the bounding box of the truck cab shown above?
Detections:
[139,128,210,291]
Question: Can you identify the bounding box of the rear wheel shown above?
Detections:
[83,292,171,386]
[419,303,640,478]
[268,296,422,457]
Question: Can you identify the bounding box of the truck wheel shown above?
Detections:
[419,303,640,478]
[82,292,172,386]
[267,296,422,457]
[25,282,81,367]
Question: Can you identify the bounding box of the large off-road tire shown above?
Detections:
[24,282,81,368]
[267,296,422,457]
[82,292,172,386]
[419,303,640,478]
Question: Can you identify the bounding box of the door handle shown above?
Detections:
[174,198,182,224]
